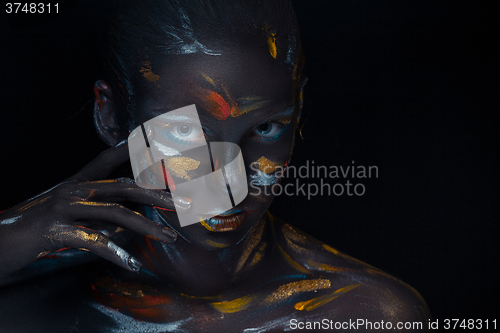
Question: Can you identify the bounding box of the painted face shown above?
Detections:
[133,45,302,250]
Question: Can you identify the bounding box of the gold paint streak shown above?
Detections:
[322,244,339,254]
[139,61,160,83]
[249,241,267,267]
[201,73,215,86]
[75,229,100,243]
[294,283,362,311]
[282,223,309,244]
[70,201,117,207]
[307,259,345,272]
[277,243,310,273]
[258,156,280,174]
[204,239,230,248]
[210,295,254,313]
[265,279,331,304]
[200,219,215,232]
[267,32,277,59]
[180,293,218,300]
[268,211,310,273]
[235,218,265,274]
[18,196,51,213]
[36,251,51,259]
[165,157,200,180]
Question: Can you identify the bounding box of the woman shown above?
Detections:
[0,0,430,331]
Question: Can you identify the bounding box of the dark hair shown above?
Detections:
[106,0,303,132]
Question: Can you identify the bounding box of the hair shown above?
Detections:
[105,0,303,132]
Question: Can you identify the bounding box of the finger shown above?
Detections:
[76,178,191,211]
[68,201,177,242]
[48,225,142,272]
[71,141,129,182]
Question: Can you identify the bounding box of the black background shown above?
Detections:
[1,0,497,322]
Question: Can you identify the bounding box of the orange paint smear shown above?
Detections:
[209,92,232,120]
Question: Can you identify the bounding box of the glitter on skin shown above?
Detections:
[250,170,280,186]
[294,283,363,311]
[164,157,201,180]
[264,278,331,304]
[140,61,160,83]
[90,303,192,333]
[257,156,281,174]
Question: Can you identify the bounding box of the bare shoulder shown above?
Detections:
[271,217,431,330]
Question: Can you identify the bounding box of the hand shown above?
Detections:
[0,142,188,277]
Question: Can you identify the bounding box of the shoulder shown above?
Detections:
[270,216,431,330]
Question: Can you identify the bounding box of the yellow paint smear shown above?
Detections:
[211,295,254,313]
[235,219,265,273]
[70,201,116,207]
[204,239,230,248]
[267,32,277,59]
[258,156,280,174]
[200,219,215,232]
[322,244,339,254]
[294,283,362,311]
[277,242,310,274]
[18,196,51,213]
[307,259,346,272]
[201,73,215,86]
[165,157,200,180]
[140,61,160,83]
[268,211,310,273]
[265,278,331,304]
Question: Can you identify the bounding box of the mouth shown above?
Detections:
[199,210,246,232]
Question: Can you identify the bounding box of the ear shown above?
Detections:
[297,75,308,123]
[93,80,127,146]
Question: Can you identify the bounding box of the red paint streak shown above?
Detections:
[143,237,161,261]
[214,158,219,171]
[209,92,232,120]
[153,206,176,212]
[162,165,175,191]
[128,307,171,320]
[92,290,172,308]
[55,247,72,252]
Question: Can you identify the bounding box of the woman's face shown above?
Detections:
[133,46,302,249]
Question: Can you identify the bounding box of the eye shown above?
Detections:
[253,122,281,138]
[164,123,205,145]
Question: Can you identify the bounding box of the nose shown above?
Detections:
[204,142,248,205]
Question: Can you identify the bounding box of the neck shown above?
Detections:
[132,210,271,296]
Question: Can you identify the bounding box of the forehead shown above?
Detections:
[136,46,296,123]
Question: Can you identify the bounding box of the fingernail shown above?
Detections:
[162,227,178,242]
[174,196,192,211]
[96,80,108,90]
[115,139,127,147]
[128,256,142,272]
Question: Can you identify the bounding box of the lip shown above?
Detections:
[200,210,246,232]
